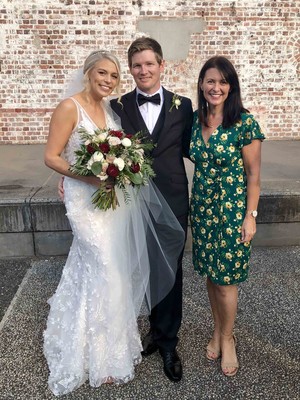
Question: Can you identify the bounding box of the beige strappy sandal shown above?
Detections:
[221,335,239,377]
[206,343,221,361]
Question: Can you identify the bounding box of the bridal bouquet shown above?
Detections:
[69,125,156,210]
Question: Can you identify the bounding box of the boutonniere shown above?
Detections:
[169,93,182,112]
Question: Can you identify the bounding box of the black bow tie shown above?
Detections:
[137,93,161,106]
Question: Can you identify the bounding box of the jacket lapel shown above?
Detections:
[161,88,174,132]
[120,90,150,136]
[152,88,174,146]
[151,105,165,142]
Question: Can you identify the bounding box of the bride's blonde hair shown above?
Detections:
[83,50,121,94]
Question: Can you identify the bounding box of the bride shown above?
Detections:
[43,50,184,396]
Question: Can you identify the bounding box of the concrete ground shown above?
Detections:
[0,247,299,400]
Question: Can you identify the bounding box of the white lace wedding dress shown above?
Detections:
[43,98,184,396]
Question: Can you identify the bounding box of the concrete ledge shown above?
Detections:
[0,232,34,257]
[34,231,73,257]
[0,202,32,233]
[1,190,298,231]
[31,202,71,231]
[258,194,300,223]
[253,222,300,247]
[0,191,299,257]
[183,218,300,252]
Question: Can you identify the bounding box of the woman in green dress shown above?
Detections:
[189,56,265,377]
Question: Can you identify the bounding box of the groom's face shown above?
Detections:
[129,49,165,95]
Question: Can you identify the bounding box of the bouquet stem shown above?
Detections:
[92,187,119,211]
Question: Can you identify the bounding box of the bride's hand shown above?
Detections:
[88,176,115,191]
[84,175,103,187]
[85,175,115,190]
[103,176,115,191]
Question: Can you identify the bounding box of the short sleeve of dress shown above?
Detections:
[238,113,265,148]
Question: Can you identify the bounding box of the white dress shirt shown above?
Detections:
[136,87,164,134]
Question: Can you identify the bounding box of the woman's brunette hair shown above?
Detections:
[198,56,249,128]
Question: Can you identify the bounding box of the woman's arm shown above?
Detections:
[44,99,76,176]
[240,139,262,242]
[44,99,100,186]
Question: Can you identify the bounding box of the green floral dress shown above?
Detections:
[189,112,265,285]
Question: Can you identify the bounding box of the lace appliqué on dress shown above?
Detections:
[44,100,143,396]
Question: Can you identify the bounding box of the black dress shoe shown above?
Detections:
[141,331,158,356]
[159,349,182,382]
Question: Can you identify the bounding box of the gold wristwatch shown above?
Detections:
[247,210,258,218]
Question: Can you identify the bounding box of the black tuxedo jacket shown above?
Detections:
[111,88,193,218]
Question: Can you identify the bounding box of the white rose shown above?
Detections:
[87,152,104,170]
[113,157,125,171]
[121,137,132,147]
[108,137,121,146]
[87,159,93,170]
[92,151,104,162]
[97,133,107,142]
[85,139,91,145]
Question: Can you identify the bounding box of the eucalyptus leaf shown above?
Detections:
[91,162,102,176]
[127,171,143,185]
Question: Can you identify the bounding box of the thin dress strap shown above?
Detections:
[69,97,102,130]
[68,97,83,131]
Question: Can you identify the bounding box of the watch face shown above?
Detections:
[252,210,258,217]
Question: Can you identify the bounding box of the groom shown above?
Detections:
[111,37,193,382]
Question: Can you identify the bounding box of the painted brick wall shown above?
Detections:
[0,0,299,143]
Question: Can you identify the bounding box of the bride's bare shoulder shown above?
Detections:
[52,98,78,119]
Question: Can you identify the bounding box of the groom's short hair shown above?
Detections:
[127,37,164,67]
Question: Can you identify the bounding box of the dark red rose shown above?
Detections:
[131,163,140,173]
[107,164,119,177]
[109,130,123,138]
[86,144,96,154]
[98,142,110,154]
[125,134,133,139]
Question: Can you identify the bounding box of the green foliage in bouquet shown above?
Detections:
[69,126,156,210]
